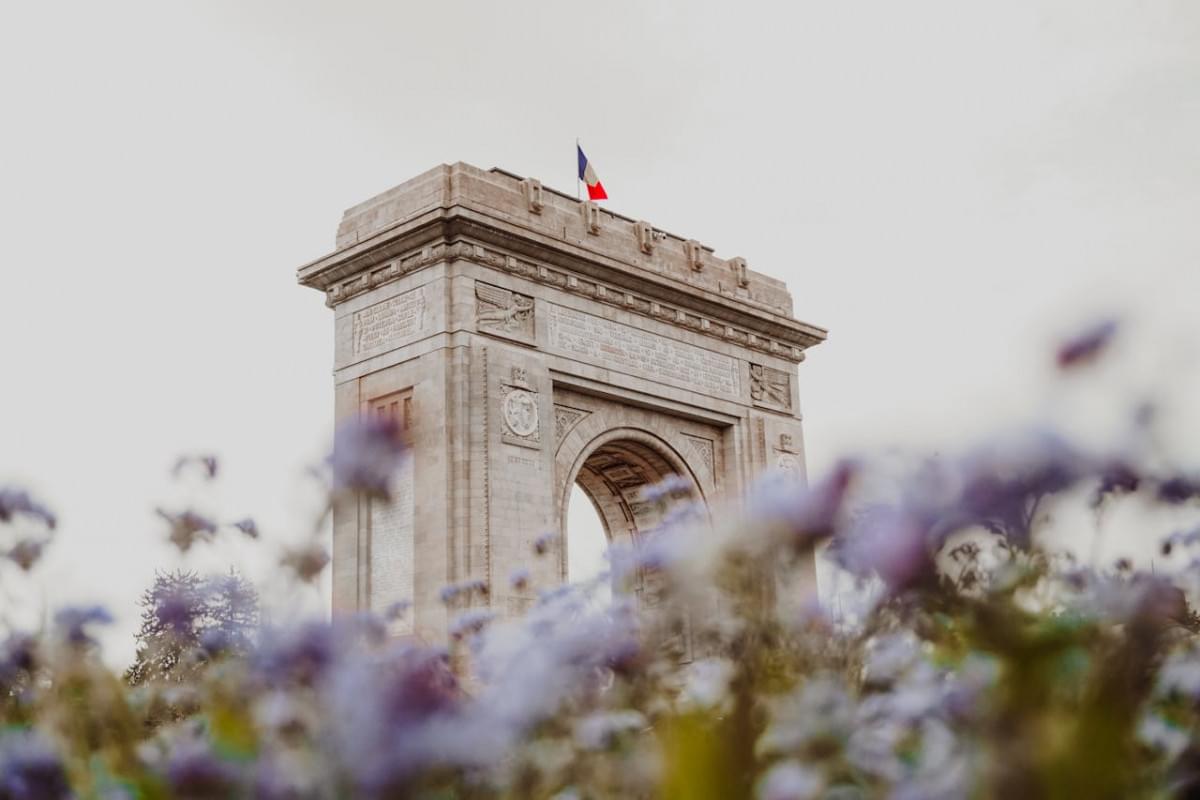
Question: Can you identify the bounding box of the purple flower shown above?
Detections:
[156,508,218,552]
[254,622,336,688]
[532,531,558,556]
[329,415,408,499]
[0,487,56,530]
[0,633,38,681]
[384,600,412,621]
[833,506,934,592]
[509,567,530,591]
[280,543,330,583]
[640,474,693,504]
[171,454,219,480]
[6,539,45,571]
[230,517,259,539]
[610,525,689,578]
[1056,318,1118,369]
[1162,525,1200,556]
[0,730,71,800]
[947,431,1086,548]
[165,741,242,798]
[439,578,488,605]
[326,645,462,791]
[748,460,857,545]
[1092,460,1141,507]
[449,609,496,641]
[1157,475,1200,505]
[53,605,113,646]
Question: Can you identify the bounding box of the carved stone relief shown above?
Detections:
[773,431,801,476]
[749,363,792,410]
[503,391,539,437]
[553,405,590,448]
[500,366,540,449]
[682,434,715,481]
[476,282,534,341]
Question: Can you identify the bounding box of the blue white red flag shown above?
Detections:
[577,145,607,201]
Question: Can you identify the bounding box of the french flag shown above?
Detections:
[577,144,608,201]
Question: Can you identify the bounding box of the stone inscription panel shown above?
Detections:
[353,287,426,356]
[547,304,740,399]
[370,455,414,635]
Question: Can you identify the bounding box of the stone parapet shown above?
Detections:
[298,162,826,361]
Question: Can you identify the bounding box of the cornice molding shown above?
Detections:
[301,210,825,361]
[315,235,817,363]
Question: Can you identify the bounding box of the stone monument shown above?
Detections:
[297,163,826,641]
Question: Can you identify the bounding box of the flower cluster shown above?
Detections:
[4,321,1200,798]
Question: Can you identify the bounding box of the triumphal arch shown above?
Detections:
[298,163,826,640]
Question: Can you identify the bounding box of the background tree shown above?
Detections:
[124,568,258,687]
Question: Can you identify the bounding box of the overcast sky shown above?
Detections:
[2,1,1198,665]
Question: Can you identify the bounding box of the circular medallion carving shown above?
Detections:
[503,389,539,437]
[775,453,800,474]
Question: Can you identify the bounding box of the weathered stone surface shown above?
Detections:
[297,162,826,644]
[545,303,740,399]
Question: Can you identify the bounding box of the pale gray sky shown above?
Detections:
[2,1,1198,665]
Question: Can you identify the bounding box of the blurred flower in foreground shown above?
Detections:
[9,313,1200,798]
[748,459,857,546]
[0,486,56,529]
[280,542,330,583]
[641,474,692,505]
[329,414,407,499]
[1056,317,1118,369]
[509,567,530,591]
[574,710,646,750]
[757,760,824,800]
[532,530,557,556]
[833,506,933,592]
[165,740,242,798]
[440,578,489,605]
[157,508,218,552]
[53,605,113,647]
[449,609,496,641]
[384,600,412,622]
[231,516,259,539]
[5,538,45,571]
[171,453,219,480]
[0,730,71,800]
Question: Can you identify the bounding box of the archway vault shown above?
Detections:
[564,429,701,543]
[554,387,726,583]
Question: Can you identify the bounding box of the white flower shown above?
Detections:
[757,760,824,800]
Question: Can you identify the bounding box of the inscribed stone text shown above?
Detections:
[547,305,739,398]
[506,455,539,468]
[370,455,414,635]
[353,288,426,355]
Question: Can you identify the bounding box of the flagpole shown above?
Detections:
[576,137,582,202]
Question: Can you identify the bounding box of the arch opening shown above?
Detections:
[561,431,707,590]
